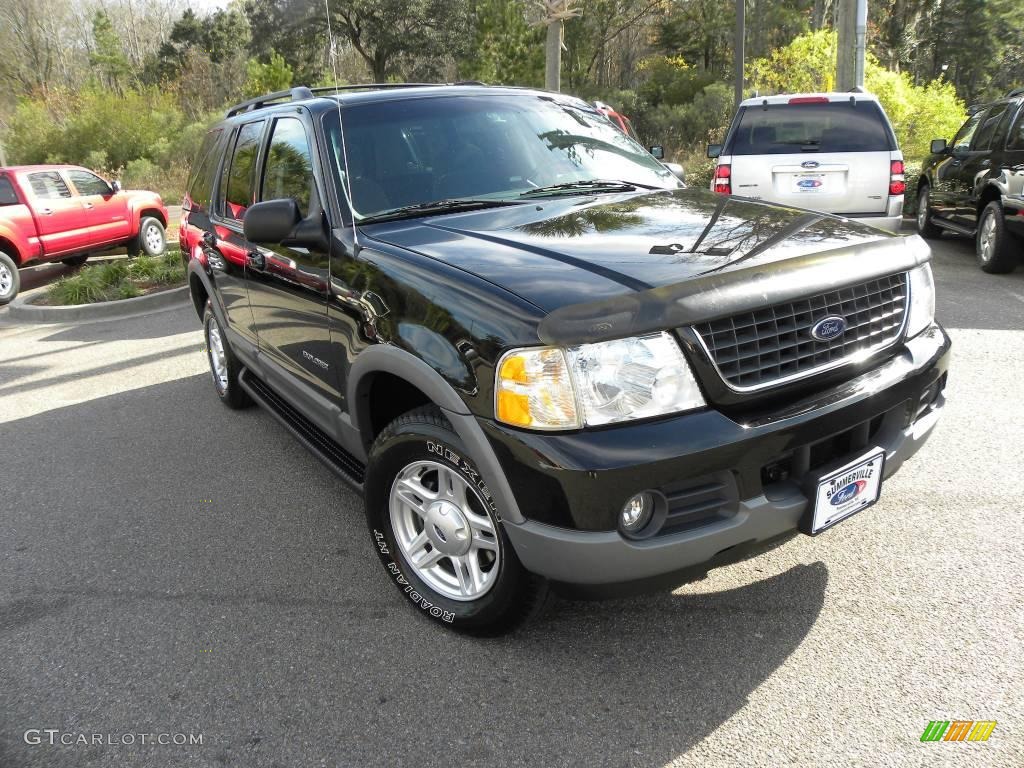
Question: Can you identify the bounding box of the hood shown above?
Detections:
[362,188,897,314]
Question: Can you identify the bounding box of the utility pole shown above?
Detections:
[854,0,867,88]
[734,0,745,107]
[837,0,867,91]
[533,1,580,93]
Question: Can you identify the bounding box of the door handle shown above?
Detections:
[83,202,94,209]
[246,250,265,270]
[39,208,53,215]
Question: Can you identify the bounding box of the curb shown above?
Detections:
[9,285,189,323]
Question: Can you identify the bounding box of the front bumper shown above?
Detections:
[494,324,950,591]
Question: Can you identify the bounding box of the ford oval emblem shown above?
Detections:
[831,480,868,506]
[801,160,820,169]
[811,315,847,341]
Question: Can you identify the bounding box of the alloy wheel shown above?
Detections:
[0,263,12,296]
[145,224,163,254]
[206,318,229,394]
[978,211,996,263]
[389,459,500,601]
[917,192,930,231]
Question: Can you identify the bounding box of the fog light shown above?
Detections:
[621,492,654,533]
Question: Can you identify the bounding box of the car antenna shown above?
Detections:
[322,0,358,245]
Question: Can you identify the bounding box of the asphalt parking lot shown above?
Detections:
[0,231,1021,767]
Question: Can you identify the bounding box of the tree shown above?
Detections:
[90,10,132,93]
[322,0,471,82]
[244,50,294,97]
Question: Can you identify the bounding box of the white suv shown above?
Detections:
[707,92,906,232]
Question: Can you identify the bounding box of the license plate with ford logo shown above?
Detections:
[803,448,885,534]
[792,173,826,192]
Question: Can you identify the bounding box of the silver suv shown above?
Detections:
[708,92,906,232]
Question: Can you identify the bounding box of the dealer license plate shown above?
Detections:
[806,448,885,534]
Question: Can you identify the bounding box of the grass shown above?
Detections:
[46,250,186,306]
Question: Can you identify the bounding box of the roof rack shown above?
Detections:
[225,82,489,117]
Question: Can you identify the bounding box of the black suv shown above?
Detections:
[917,88,1024,273]
[182,84,950,634]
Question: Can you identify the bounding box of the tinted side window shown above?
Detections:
[67,170,111,196]
[972,103,1009,150]
[0,176,19,206]
[261,117,314,216]
[223,121,265,221]
[28,172,73,199]
[951,113,982,151]
[1005,105,1024,150]
[186,128,223,212]
[729,102,893,155]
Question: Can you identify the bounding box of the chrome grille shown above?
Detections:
[694,273,908,391]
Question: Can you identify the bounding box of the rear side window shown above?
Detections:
[972,103,1009,150]
[728,102,894,155]
[0,176,18,206]
[261,117,314,216]
[222,120,265,221]
[186,128,223,211]
[28,171,73,199]
[1008,106,1024,150]
[67,170,111,196]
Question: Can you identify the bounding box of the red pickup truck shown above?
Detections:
[0,165,169,305]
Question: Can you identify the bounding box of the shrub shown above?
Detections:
[46,250,185,305]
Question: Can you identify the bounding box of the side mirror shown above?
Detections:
[930,138,948,154]
[664,162,685,182]
[707,144,723,159]
[649,145,665,160]
[110,180,122,193]
[243,198,302,244]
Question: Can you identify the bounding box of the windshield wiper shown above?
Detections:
[360,198,523,223]
[518,179,658,198]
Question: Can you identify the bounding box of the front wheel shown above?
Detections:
[0,251,19,306]
[365,406,548,635]
[916,184,942,239]
[133,216,166,257]
[976,201,1019,274]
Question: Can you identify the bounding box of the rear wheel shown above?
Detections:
[365,405,548,635]
[916,184,942,239]
[976,201,1018,274]
[0,251,19,306]
[203,302,251,409]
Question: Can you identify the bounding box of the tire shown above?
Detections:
[203,301,252,409]
[916,183,942,239]
[61,254,89,267]
[135,216,166,257]
[976,201,1019,274]
[365,405,548,635]
[0,251,19,306]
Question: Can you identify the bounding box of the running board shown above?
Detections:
[239,368,366,491]
[932,218,975,236]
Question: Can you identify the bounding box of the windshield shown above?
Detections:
[323,93,679,219]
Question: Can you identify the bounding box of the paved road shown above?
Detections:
[0,233,1021,768]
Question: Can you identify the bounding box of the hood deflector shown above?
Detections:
[537,235,931,346]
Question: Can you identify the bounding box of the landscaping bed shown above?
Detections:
[39,250,186,306]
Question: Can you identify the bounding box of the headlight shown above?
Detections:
[495,332,705,430]
[905,263,935,338]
